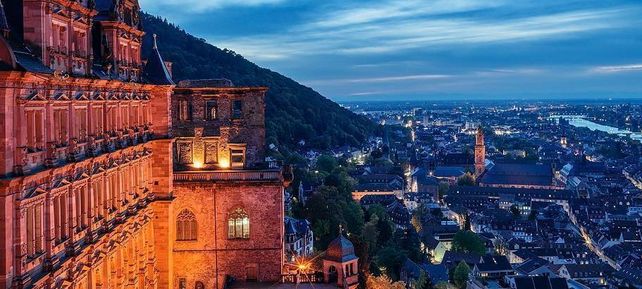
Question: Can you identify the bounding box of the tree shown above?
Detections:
[510,205,520,217]
[316,155,337,173]
[438,182,450,200]
[411,205,427,233]
[435,282,456,289]
[457,173,476,186]
[414,271,428,289]
[528,209,538,221]
[376,245,406,281]
[452,261,471,289]
[451,230,486,255]
[366,274,406,289]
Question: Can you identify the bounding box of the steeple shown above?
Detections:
[475,125,486,177]
[143,34,174,85]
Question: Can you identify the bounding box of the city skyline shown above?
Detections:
[140,0,642,101]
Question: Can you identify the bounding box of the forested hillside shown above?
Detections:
[141,14,377,152]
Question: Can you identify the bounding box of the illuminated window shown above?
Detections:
[228,208,249,239]
[206,100,217,120]
[176,209,197,241]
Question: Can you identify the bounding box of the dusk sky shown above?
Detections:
[139,0,642,101]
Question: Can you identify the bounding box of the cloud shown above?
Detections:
[590,64,642,73]
[139,0,288,12]
[305,74,452,86]
[214,5,639,61]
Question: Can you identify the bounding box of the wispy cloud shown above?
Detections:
[306,74,452,85]
[139,0,288,12]
[215,4,639,61]
[590,64,642,73]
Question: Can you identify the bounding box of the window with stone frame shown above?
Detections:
[227,208,250,239]
[25,108,44,150]
[205,100,218,121]
[176,141,193,164]
[230,148,245,169]
[53,108,69,144]
[25,204,43,257]
[232,100,243,119]
[178,99,192,121]
[176,209,197,241]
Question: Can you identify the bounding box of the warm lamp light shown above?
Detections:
[192,161,204,169]
[219,158,230,168]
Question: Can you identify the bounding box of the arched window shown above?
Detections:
[228,208,249,239]
[176,209,197,241]
[195,281,205,289]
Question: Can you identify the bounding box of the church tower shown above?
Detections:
[475,126,486,177]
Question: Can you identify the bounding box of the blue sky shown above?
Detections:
[139,0,642,101]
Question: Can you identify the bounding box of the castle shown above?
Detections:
[0,1,290,289]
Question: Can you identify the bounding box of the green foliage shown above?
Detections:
[316,155,338,173]
[414,271,428,289]
[457,173,476,186]
[452,261,471,289]
[451,230,486,255]
[438,182,450,200]
[376,245,406,281]
[510,205,520,217]
[141,14,377,151]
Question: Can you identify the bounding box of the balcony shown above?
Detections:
[173,169,284,183]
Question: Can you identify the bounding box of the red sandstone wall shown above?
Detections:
[171,182,284,288]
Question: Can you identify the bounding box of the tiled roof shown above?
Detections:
[480,163,554,187]
[142,36,174,85]
[325,235,357,263]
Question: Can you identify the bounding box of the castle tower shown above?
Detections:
[475,126,486,177]
[323,234,359,289]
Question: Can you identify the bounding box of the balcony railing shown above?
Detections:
[174,170,283,182]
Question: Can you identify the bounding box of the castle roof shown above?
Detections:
[142,35,174,85]
[325,235,357,263]
[0,0,9,33]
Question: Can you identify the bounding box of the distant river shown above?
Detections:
[549,115,642,141]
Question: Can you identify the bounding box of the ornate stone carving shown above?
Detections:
[177,142,192,164]
[205,141,217,164]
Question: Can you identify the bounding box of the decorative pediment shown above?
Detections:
[120,92,131,100]
[51,177,72,189]
[92,91,105,100]
[91,162,105,174]
[23,91,46,101]
[74,91,89,100]
[142,94,150,100]
[74,169,90,181]
[107,92,118,100]
[132,93,141,100]
[24,185,47,199]
[52,91,70,101]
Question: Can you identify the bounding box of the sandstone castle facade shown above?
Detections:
[0,1,290,289]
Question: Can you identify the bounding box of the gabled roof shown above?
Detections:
[475,255,513,273]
